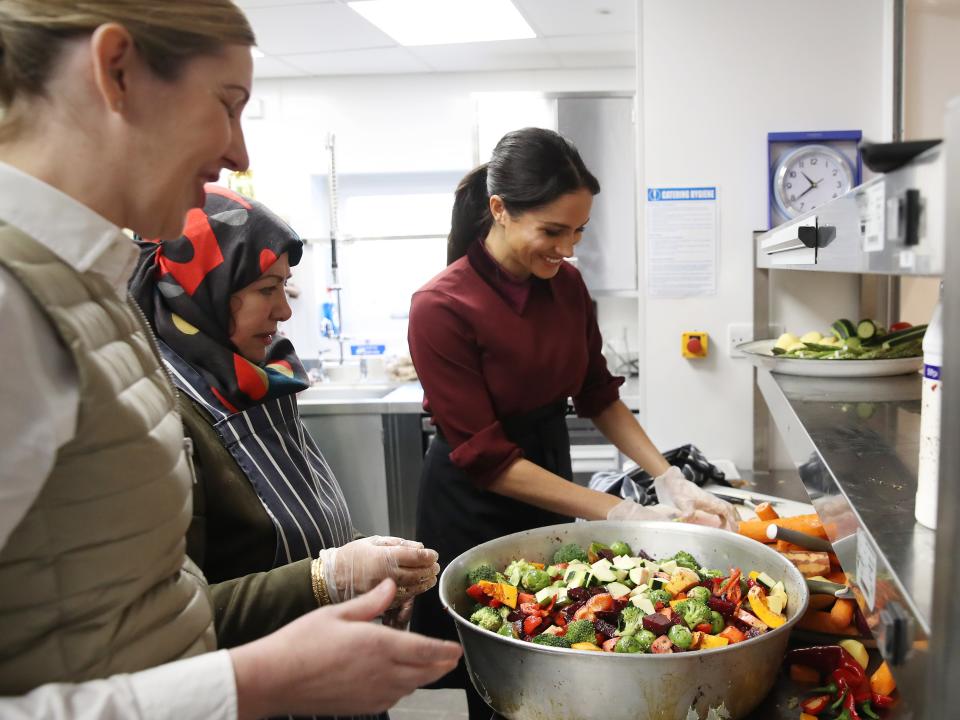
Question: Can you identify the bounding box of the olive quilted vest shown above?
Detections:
[0,225,216,693]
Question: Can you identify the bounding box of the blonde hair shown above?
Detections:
[0,0,255,133]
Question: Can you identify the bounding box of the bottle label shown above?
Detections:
[923,363,942,381]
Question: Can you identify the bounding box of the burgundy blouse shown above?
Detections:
[408,240,623,485]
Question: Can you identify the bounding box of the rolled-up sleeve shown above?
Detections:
[571,281,624,418]
[408,290,522,485]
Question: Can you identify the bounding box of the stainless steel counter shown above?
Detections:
[757,369,931,717]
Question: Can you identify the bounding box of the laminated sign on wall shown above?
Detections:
[645,186,719,297]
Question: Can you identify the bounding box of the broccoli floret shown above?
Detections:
[614,635,642,653]
[553,543,589,564]
[497,623,515,638]
[699,568,724,580]
[618,605,645,637]
[504,559,536,586]
[670,550,701,573]
[470,606,503,632]
[647,589,672,606]
[531,633,572,649]
[687,586,711,603]
[467,563,498,585]
[609,540,632,557]
[682,600,712,629]
[563,619,597,645]
[521,568,551,593]
[634,629,656,653]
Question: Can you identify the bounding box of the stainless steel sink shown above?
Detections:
[298,384,397,402]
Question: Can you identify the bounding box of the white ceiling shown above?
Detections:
[235,0,636,78]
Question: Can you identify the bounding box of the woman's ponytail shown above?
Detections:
[447,163,492,265]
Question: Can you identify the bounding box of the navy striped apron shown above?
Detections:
[163,345,387,720]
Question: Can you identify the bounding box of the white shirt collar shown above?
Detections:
[0,161,137,294]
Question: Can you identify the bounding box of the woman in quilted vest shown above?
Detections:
[129,187,441,655]
[0,2,460,719]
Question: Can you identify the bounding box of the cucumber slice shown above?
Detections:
[831,318,856,340]
[882,324,927,348]
[856,319,878,341]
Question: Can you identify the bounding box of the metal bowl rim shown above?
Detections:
[440,520,810,660]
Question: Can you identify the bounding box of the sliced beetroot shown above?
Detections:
[588,586,609,597]
[598,548,615,562]
[506,610,523,623]
[636,549,654,561]
[708,597,736,616]
[595,619,618,638]
[642,613,673,637]
[564,600,587,620]
[594,610,621,624]
[567,587,591,603]
[744,627,763,639]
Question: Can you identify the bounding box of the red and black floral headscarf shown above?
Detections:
[130,185,308,413]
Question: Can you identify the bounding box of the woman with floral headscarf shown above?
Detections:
[130,186,440,660]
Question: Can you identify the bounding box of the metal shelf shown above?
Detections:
[755,369,932,717]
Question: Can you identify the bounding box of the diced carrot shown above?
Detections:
[829,599,856,631]
[870,661,897,696]
[808,595,836,611]
[789,664,821,684]
[776,539,808,553]
[800,713,818,720]
[825,570,848,585]
[718,625,746,644]
[797,609,859,636]
[755,501,779,521]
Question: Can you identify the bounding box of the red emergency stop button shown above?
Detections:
[681,331,709,358]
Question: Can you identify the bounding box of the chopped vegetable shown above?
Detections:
[754,501,779,520]
[837,639,868,670]
[747,586,786,628]
[869,661,896,697]
[789,664,821,684]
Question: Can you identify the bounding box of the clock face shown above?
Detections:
[773,144,855,219]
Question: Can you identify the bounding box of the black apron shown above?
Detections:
[410,401,572,719]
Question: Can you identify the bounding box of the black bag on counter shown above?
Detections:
[588,443,730,506]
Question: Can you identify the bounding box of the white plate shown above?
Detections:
[738,339,922,378]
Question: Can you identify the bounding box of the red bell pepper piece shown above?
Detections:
[519,602,541,617]
[695,623,713,634]
[522,615,542,635]
[466,583,488,603]
[517,592,536,605]
[800,694,832,715]
[488,598,502,608]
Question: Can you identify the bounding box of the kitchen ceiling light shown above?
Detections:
[347,0,535,46]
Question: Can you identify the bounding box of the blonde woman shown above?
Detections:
[0,2,460,719]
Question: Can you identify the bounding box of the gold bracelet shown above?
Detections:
[311,557,333,607]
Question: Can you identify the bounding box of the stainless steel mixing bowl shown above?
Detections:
[439,521,809,720]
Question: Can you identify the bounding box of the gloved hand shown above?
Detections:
[606,499,680,522]
[320,536,440,604]
[653,466,740,531]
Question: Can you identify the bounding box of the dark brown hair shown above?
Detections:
[447,127,600,265]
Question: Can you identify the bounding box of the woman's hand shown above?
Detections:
[321,536,441,603]
[231,579,461,719]
[653,466,740,531]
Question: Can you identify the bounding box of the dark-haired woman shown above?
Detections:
[407,128,736,717]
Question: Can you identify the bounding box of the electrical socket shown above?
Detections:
[728,323,782,358]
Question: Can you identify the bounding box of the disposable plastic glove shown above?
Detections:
[653,466,740,532]
[320,536,440,604]
[230,579,462,718]
[606,499,681,522]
